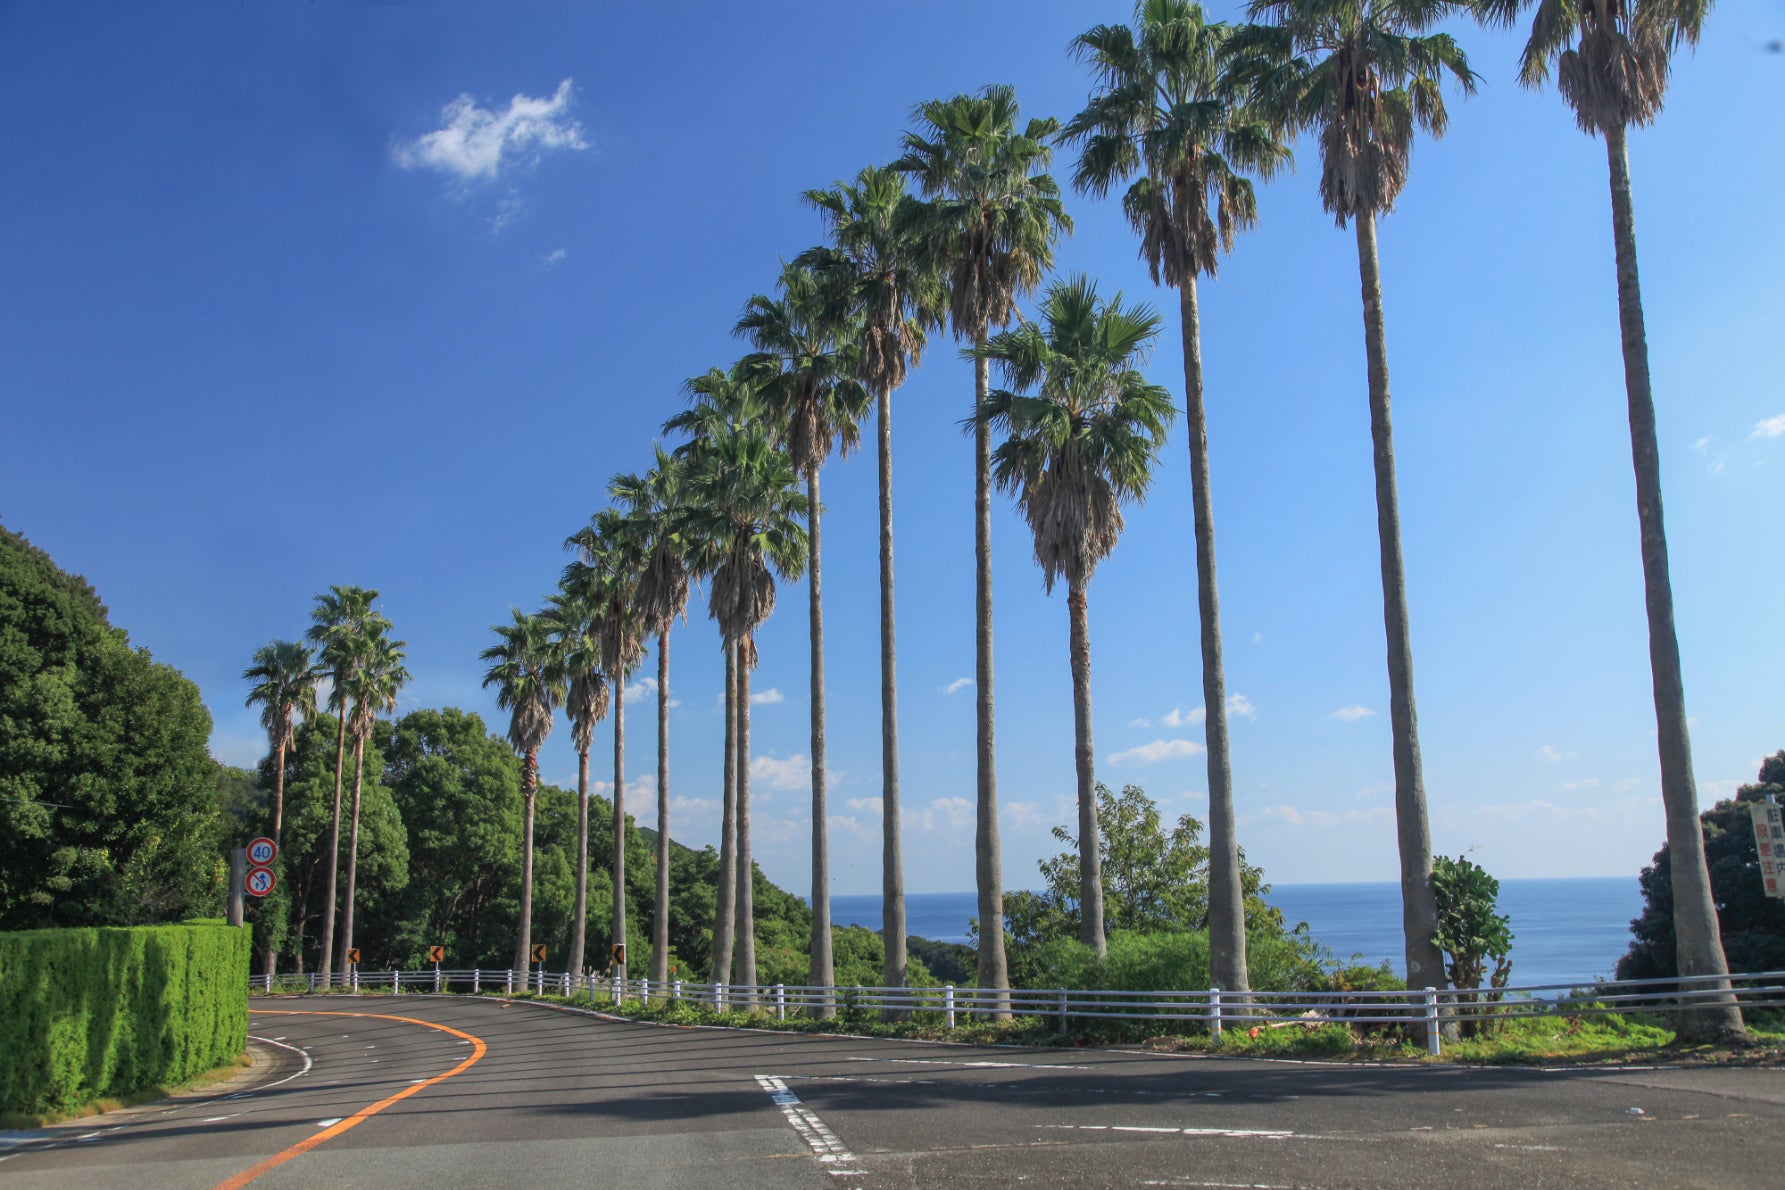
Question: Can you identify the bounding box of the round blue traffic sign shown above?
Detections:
[246,866,276,897]
[247,837,277,866]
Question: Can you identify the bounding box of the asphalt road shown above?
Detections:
[2,994,1782,1188]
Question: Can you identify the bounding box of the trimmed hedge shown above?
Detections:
[0,921,249,1114]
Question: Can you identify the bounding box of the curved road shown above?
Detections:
[1,994,1781,1187]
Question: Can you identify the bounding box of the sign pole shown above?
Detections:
[227,848,246,927]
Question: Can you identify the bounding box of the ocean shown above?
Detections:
[829,877,1644,989]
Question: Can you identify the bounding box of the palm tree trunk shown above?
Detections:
[1067,576,1105,956]
[514,750,537,973]
[613,679,627,979]
[734,648,757,1004]
[710,641,738,990]
[1354,211,1447,1019]
[872,384,899,1025]
[264,737,288,979]
[336,733,366,975]
[1603,125,1742,1040]
[652,628,672,990]
[317,714,347,981]
[568,744,590,978]
[1180,279,1248,993]
[808,466,835,1002]
[972,348,1007,1009]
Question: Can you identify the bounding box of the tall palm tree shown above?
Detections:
[612,449,693,991]
[337,618,408,975]
[480,608,567,974]
[1469,0,1740,1040]
[800,167,943,1013]
[1228,0,1475,1009]
[566,510,649,978]
[1062,0,1291,996]
[544,588,610,979]
[976,275,1175,955]
[736,261,871,1001]
[897,85,1071,1001]
[667,364,769,989]
[305,584,378,980]
[242,638,318,977]
[676,423,809,1000]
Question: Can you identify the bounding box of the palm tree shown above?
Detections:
[544,588,610,980]
[976,275,1175,955]
[896,85,1071,1002]
[612,450,693,991]
[1062,0,1291,996]
[736,261,870,1001]
[480,608,567,974]
[336,618,408,975]
[565,511,649,978]
[675,422,809,1000]
[305,584,378,980]
[1228,0,1475,1009]
[667,364,768,990]
[242,638,318,977]
[1468,0,1740,1040]
[800,167,943,1013]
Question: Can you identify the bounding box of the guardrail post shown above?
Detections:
[776,984,786,1021]
[1209,987,1222,1042]
[392,970,400,995]
[505,969,513,994]
[435,967,442,994]
[351,967,359,993]
[945,985,956,1030]
[1425,988,1441,1056]
[309,972,316,993]
[673,979,683,1003]
[473,969,481,994]
[1058,988,1068,1032]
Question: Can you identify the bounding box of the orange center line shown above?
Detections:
[210,1009,488,1190]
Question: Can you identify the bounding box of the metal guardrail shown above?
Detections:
[250,967,1785,1056]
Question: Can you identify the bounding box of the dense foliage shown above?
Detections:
[1619,752,1785,981]
[1432,854,1514,992]
[0,524,223,930]
[0,921,249,1114]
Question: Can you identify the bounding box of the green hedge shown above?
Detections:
[0,921,249,1114]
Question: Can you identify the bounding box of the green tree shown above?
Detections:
[1470,0,1740,1042]
[305,584,381,980]
[336,618,408,973]
[1432,854,1513,1035]
[1228,0,1476,1009]
[976,275,1175,956]
[0,524,220,929]
[736,260,870,1001]
[897,84,1071,1004]
[1621,753,1785,983]
[481,608,567,973]
[1063,0,1290,996]
[801,165,943,1012]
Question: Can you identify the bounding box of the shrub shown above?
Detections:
[0,922,249,1114]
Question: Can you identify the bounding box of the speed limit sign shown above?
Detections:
[247,837,277,866]
[245,866,276,897]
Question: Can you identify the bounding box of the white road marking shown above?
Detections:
[845,1056,1089,1071]
[316,1118,343,1128]
[755,1075,866,1181]
[1036,1124,1295,1139]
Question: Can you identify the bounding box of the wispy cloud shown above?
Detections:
[1536,744,1576,763]
[1329,705,1375,722]
[541,247,568,267]
[750,687,784,706]
[916,797,975,833]
[1692,435,1714,455]
[1354,782,1393,801]
[1227,694,1256,720]
[1562,778,1601,790]
[749,753,828,792]
[623,676,680,708]
[941,677,973,695]
[1254,804,1394,830]
[845,796,882,816]
[1749,413,1785,440]
[1107,738,1206,765]
[1161,706,1204,728]
[1128,717,1151,729]
[392,79,587,182]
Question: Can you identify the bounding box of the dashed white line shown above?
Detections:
[844,1056,1090,1071]
[755,1074,866,1181]
[1036,1124,1296,1139]
[316,1117,343,1128]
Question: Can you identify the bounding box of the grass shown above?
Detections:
[0,1053,254,1131]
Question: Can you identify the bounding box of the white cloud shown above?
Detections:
[1128,717,1151,729]
[1562,778,1601,790]
[1749,414,1785,440]
[1227,694,1256,720]
[941,677,973,695]
[1614,777,1643,792]
[392,78,587,182]
[916,797,976,833]
[1253,804,1394,830]
[750,687,784,706]
[1354,782,1393,801]
[623,676,680,708]
[1004,800,1054,828]
[749,753,812,791]
[541,247,568,267]
[1536,744,1576,763]
[845,796,883,816]
[1692,435,1714,454]
[1107,738,1206,765]
[1329,705,1375,722]
[1161,706,1204,728]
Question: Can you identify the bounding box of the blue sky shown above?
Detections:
[4,2,1781,897]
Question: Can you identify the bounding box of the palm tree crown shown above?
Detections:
[675,426,810,643]
[978,276,1177,588]
[479,609,564,759]
[243,639,318,760]
[611,447,693,639]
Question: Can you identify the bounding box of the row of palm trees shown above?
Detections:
[242,585,408,979]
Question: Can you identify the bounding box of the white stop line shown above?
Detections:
[754,1074,866,1180]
